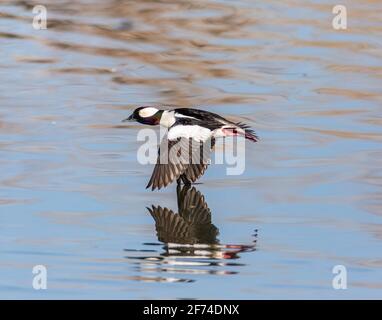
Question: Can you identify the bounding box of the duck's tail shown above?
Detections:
[236,122,259,143]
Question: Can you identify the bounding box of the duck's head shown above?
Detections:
[123,106,163,125]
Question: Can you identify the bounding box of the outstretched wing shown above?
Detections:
[146,137,188,190]
[183,137,215,183]
[177,185,219,244]
[147,206,191,244]
[146,126,214,190]
[177,185,212,225]
[148,185,219,245]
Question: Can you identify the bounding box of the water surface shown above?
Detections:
[1,0,382,299]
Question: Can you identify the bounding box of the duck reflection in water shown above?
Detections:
[148,184,220,247]
[125,185,257,282]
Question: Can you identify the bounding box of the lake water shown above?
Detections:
[1,0,381,299]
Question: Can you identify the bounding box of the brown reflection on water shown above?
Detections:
[2,0,380,109]
[1,0,269,107]
[125,186,257,283]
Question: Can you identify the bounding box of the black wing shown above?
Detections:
[174,108,228,122]
[182,137,215,183]
[146,137,187,190]
[177,185,212,225]
[148,185,219,245]
[174,108,229,129]
[146,135,213,190]
[175,108,258,141]
[148,206,191,244]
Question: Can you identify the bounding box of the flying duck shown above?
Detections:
[123,106,258,190]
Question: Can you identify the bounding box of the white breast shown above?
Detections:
[160,110,176,128]
[168,125,212,142]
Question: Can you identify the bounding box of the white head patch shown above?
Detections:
[139,107,158,118]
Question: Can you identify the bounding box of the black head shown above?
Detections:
[123,106,163,125]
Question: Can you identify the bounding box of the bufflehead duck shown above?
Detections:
[123,106,258,190]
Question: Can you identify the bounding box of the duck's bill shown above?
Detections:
[122,114,134,122]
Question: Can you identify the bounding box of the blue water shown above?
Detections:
[1,0,382,299]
